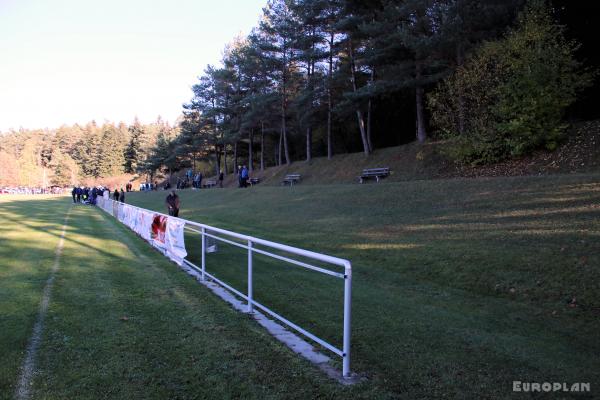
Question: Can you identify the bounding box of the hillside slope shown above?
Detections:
[212,120,600,187]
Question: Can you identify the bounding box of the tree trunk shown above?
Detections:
[281,99,290,165]
[366,68,374,151]
[415,62,427,143]
[456,43,466,135]
[278,129,283,166]
[281,42,291,165]
[248,129,254,173]
[214,146,220,176]
[327,30,334,160]
[306,127,312,162]
[233,141,238,175]
[367,98,373,152]
[260,122,265,171]
[349,40,370,156]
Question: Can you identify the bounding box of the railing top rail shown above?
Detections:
[109,198,351,272]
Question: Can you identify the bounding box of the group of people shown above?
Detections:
[71,184,181,220]
[112,188,126,203]
[71,186,108,205]
[176,176,191,189]
[140,182,158,191]
[176,170,210,189]
[237,165,249,188]
[1,187,64,195]
[192,172,203,189]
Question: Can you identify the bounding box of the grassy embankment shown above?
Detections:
[194,119,600,188]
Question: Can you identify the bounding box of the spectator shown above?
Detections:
[165,190,180,217]
[113,188,119,201]
[218,170,224,188]
[119,188,125,203]
[71,187,77,203]
[237,165,243,187]
[241,165,249,188]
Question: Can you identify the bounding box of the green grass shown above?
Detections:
[128,173,600,398]
[0,196,353,399]
[0,196,71,398]
[1,172,599,399]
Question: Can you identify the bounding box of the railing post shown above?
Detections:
[342,262,352,378]
[247,240,253,313]
[201,227,206,281]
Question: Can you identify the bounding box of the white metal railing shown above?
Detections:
[97,197,353,378]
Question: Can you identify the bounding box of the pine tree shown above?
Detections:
[123,120,143,174]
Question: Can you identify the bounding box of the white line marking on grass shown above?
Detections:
[15,208,72,400]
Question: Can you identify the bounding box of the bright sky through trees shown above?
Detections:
[0,0,266,132]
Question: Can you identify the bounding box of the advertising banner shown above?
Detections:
[151,214,167,249]
[138,210,153,241]
[164,218,187,265]
[98,199,187,266]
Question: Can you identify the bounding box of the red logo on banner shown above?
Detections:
[151,215,167,243]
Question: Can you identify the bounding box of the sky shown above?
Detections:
[0,0,266,132]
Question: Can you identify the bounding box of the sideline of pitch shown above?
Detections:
[15,208,72,400]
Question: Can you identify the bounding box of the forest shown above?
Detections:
[0,0,597,187]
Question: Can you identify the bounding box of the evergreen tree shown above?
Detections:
[123,120,143,173]
[258,0,302,164]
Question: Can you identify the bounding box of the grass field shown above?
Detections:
[2,173,599,398]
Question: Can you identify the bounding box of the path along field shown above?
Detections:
[1,173,599,399]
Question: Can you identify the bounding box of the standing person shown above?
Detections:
[237,165,243,188]
[71,187,77,203]
[241,165,249,188]
[76,187,82,203]
[218,170,224,188]
[113,188,119,201]
[165,190,180,217]
[197,172,202,189]
[119,188,125,203]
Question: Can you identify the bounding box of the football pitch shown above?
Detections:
[1,173,599,399]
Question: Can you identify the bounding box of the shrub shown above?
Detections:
[429,0,594,164]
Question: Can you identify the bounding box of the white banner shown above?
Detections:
[128,207,139,231]
[151,214,167,250]
[123,205,135,229]
[117,203,126,223]
[164,218,187,265]
[96,199,187,267]
[138,210,154,241]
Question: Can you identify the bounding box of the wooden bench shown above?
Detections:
[282,174,301,186]
[359,167,390,183]
[203,180,216,188]
[249,177,260,186]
